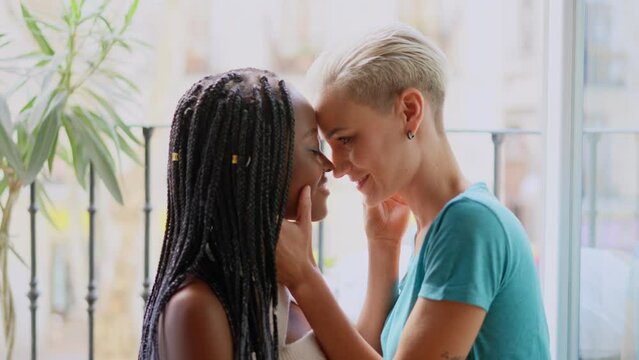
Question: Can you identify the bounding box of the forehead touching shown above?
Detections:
[289,87,317,139]
[316,85,376,138]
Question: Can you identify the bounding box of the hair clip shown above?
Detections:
[231,155,252,167]
[172,152,179,161]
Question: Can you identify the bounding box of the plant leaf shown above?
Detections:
[124,0,139,30]
[19,96,36,114]
[36,183,59,230]
[25,95,65,184]
[75,107,123,173]
[47,129,59,173]
[0,175,8,197]
[26,63,60,132]
[61,113,88,187]
[85,88,141,145]
[80,107,142,170]
[7,240,28,267]
[0,113,25,178]
[0,93,12,134]
[116,131,141,165]
[67,112,123,203]
[20,4,55,56]
[55,141,73,166]
[70,0,80,20]
[97,15,114,33]
[98,68,139,92]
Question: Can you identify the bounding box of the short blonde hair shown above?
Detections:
[309,24,449,118]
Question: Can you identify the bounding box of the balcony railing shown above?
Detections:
[18,126,639,359]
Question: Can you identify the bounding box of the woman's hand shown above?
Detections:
[365,194,411,249]
[276,186,318,290]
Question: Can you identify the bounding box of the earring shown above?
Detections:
[407,131,415,140]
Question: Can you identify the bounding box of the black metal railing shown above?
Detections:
[21,126,638,359]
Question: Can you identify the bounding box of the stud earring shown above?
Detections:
[407,131,415,140]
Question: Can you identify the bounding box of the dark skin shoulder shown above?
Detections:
[160,278,233,360]
[159,278,312,359]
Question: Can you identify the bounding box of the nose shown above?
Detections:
[330,150,351,179]
[320,152,335,173]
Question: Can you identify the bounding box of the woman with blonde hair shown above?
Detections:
[277,24,550,359]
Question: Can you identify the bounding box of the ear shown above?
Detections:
[397,88,425,134]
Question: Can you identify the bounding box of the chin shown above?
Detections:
[310,205,328,222]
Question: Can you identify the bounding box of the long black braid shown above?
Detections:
[139,68,296,360]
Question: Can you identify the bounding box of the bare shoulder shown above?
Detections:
[162,278,233,360]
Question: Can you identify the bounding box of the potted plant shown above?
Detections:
[0,0,141,357]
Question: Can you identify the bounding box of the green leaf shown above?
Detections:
[71,0,80,20]
[74,107,123,171]
[47,129,59,173]
[7,240,28,267]
[36,183,59,230]
[61,114,88,187]
[55,141,73,166]
[16,122,28,157]
[19,97,36,114]
[31,17,64,32]
[0,51,41,62]
[21,4,55,56]
[81,108,141,166]
[124,0,139,29]
[0,175,8,197]
[72,113,123,203]
[97,15,114,33]
[98,68,139,92]
[34,58,51,67]
[25,95,65,184]
[0,112,25,178]
[114,38,131,52]
[26,65,60,132]
[0,93,12,134]
[116,131,141,165]
[85,88,141,145]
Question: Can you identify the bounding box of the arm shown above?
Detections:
[357,196,410,352]
[278,186,382,359]
[162,280,233,360]
[285,238,484,360]
[288,267,383,360]
[278,188,486,359]
[394,299,485,360]
[356,241,400,353]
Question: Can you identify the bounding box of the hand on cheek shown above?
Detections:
[276,186,317,290]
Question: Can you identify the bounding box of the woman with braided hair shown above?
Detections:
[138,68,333,360]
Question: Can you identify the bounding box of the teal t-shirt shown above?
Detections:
[380,183,550,359]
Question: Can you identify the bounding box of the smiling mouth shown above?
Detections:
[356,175,369,191]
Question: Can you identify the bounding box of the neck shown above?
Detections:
[398,135,469,231]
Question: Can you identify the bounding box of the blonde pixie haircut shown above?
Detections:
[309,24,449,126]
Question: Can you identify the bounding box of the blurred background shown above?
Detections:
[0,0,637,359]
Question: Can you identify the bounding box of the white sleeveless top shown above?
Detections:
[276,285,326,360]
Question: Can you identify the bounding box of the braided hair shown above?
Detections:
[139,68,296,360]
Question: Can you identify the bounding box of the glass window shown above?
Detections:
[579,0,639,358]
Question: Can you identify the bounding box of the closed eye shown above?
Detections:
[337,137,352,145]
